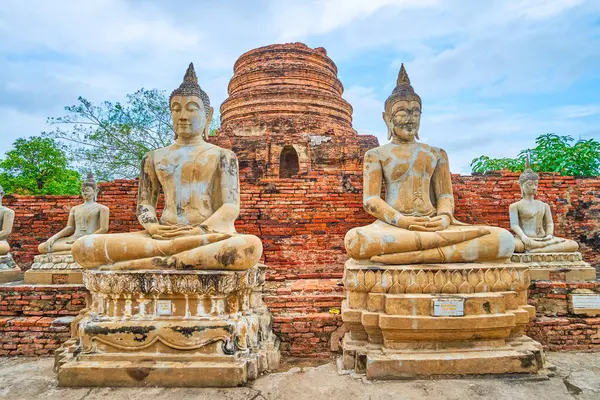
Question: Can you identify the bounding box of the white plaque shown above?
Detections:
[156,300,173,316]
[571,294,600,309]
[432,298,464,317]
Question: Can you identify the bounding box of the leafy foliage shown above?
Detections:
[0,137,81,195]
[470,134,600,176]
[45,88,220,180]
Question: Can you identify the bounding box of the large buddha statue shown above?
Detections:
[344,65,514,264]
[0,185,15,257]
[0,185,21,283]
[72,63,262,271]
[509,162,578,253]
[38,174,109,255]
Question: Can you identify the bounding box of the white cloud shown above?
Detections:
[553,105,600,119]
[343,85,385,135]
[270,0,440,41]
[513,0,585,19]
[0,107,50,155]
[1,0,599,176]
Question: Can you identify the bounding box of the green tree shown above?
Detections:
[46,88,221,180]
[470,134,600,176]
[0,137,81,195]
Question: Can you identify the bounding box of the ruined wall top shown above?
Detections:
[220,43,353,132]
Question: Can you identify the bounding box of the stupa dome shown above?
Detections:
[220,43,353,131]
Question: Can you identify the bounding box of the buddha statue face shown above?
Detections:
[81,184,97,202]
[170,95,213,141]
[520,178,538,197]
[383,99,421,142]
[0,187,4,203]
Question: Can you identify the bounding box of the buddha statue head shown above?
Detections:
[81,173,99,202]
[170,63,214,141]
[518,157,539,197]
[383,64,422,142]
[0,184,4,202]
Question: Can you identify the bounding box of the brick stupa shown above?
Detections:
[211,43,379,356]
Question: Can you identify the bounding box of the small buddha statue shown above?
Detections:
[345,65,514,264]
[38,174,109,255]
[0,185,15,256]
[72,63,262,271]
[509,161,578,253]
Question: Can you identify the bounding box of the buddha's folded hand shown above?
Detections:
[146,224,195,240]
[396,215,429,229]
[407,215,451,232]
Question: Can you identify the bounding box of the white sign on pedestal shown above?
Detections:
[571,294,600,309]
[432,298,465,317]
[156,300,173,316]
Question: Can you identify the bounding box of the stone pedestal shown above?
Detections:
[511,252,596,281]
[340,259,548,379]
[0,254,22,283]
[24,254,83,285]
[55,265,280,387]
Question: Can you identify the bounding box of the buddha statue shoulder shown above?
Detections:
[71,63,262,271]
[345,65,514,264]
[0,185,15,256]
[509,162,578,253]
[38,174,109,255]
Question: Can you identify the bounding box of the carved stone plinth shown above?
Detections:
[511,252,596,281]
[0,254,21,283]
[55,265,280,387]
[24,254,83,285]
[340,259,548,379]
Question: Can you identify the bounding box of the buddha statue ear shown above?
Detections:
[383,111,393,140]
[204,106,214,140]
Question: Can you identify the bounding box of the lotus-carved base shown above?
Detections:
[24,254,83,284]
[55,265,280,387]
[511,252,596,281]
[0,254,21,283]
[340,259,549,378]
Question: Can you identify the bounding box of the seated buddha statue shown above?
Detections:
[38,174,109,255]
[509,162,578,253]
[0,185,15,256]
[345,65,514,264]
[72,63,262,271]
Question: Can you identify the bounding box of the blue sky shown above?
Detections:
[1,0,599,173]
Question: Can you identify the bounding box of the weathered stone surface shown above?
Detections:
[512,252,596,281]
[0,186,21,283]
[24,254,82,285]
[341,261,547,378]
[344,65,514,265]
[55,267,279,387]
[510,162,580,254]
[341,65,547,378]
[25,175,109,285]
[221,43,353,132]
[4,353,600,400]
[0,254,21,283]
[71,64,262,273]
[55,64,279,387]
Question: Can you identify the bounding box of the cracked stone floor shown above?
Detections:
[1,352,599,400]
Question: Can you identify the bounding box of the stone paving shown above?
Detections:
[1,352,599,400]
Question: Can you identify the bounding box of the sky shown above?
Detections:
[1,0,599,174]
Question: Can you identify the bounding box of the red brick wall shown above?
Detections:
[452,172,599,268]
[2,172,598,357]
[0,285,87,356]
[526,281,600,351]
[5,172,598,272]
